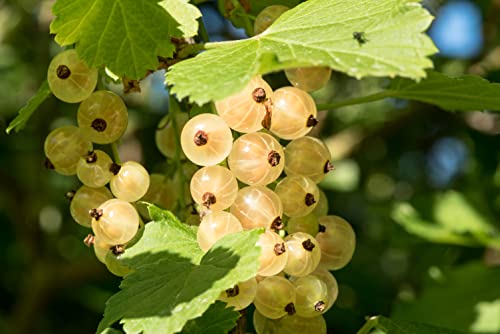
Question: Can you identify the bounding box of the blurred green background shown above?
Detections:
[1,0,500,333]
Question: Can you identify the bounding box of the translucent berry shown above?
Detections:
[215,77,273,133]
[197,211,243,252]
[284,232,321,277]
[285,66,332,92]
[279,314,327,334]
[93,236,131,277]
[47,49,98,103]
[136,174,178,220]
[218,278,257,311]
[190,165,238,211]
[155,112,188,159]
[70,186,113,227]
[230,186,283,230]
[180,113,233,166]
[254,5,289,35]
[292,275,329,317]
[110,161,150,202]
[77,91,128,144]
[44,125,93,175]
[284,136,333,183]
[275,176,320,217]
[228,132,284,185]
[312,189,329,216]
[269,87,318,140]
[310,268,339,312]
[287,213,319,236]
[76,150,113,188]
[91,199,140,245]
[254,276,296,319]
[256,229,288,276]
[316,215,356,270]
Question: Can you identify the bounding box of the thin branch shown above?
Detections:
[316,91,395,111]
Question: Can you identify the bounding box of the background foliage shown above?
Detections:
[1,0,500,333]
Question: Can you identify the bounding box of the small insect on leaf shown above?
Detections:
[353,31,368,46]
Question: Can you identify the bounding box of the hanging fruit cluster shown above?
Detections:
[42,6,356,332]
[180,70,356,331]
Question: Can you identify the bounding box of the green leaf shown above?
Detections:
[392,262,500,333]
[392,203,480,247]
[121,204,203,267]
[389,71,500,111]
[50,0,199,79]
[392,192,500,248]
[159,0,201,38]
[167,0,437,104]
[432,191,495,236]
[181,301,239,334]
[358,315,468,334]
[100,328,123,334]
[97,229,262,334]
[6,80,52,134]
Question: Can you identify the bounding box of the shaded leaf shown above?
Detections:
[389,71,500,111]
[181,301,239,334]
[392,262,500,333]
[361,315,468,334]
[6,81,52,134]
[392,203,480,247]
[97,229,262,334]
[432,191,495,236]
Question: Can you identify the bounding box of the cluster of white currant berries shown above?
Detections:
[179,67,355,331]
[44,49,149,275]
[42,5,357,330]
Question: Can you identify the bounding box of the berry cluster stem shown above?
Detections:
[169,95,187,214]
[110,141,122,165]
[316,91,394,111]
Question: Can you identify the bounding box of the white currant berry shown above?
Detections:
[292,275,330,317]
[76,150,113,188]
[180,113,233,166]
[110,161,150,202]
[218,278,258,311]
[70,186,113,227]
[77,91,128,144]
[230,186,283,230]
[136,174,178,220]
[44,125,93,176]
[228,132,284,186]
[310,268,339,313]
[285,66,332,92]
[256,229,288,276]
[275,176,320,217]
[190,165,238,211]
[316,215,356,270]
[155,112,188,159]
[215,77,273,133]
[279,314,327,334]
[312,189,329,216]
[47,49,98,103]
[91,199,140,245]
[269,87,318,140]
[284,136,334,183]
[284,232,321,277]
[254,5,289,35]
[254,276,296,319]
[287,213,319,236]
[197,211,243,252]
